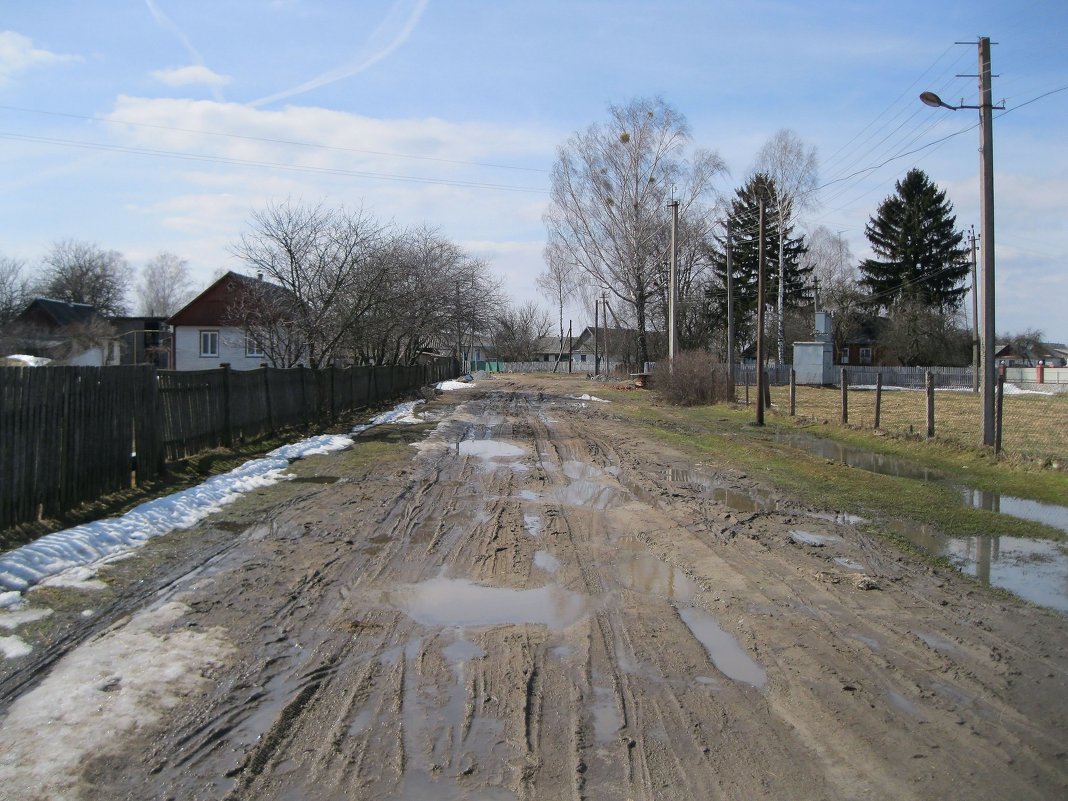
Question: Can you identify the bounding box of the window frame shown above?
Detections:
[245,332,264,358]
[199,329,219,358]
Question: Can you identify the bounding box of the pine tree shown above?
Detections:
[709,174,810,351]
[859,169,968,311]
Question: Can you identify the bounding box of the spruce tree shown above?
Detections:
[859,169,968,310]
[709,173,810,350]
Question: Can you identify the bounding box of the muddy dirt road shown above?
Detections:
[2,375,1067,800]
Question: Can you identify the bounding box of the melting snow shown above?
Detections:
[436,379,476,391]
[0,433,355,602]
[0,601,232,793]
[569,393,609,403]
[0,636,32,659]
[352,399,426,433]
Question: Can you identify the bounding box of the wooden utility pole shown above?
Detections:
[726,220,736,400]
[668,199,679,365]
[594,298,600,375]
[756,199,767,426]
[970,226,980,393]
[602,290,610,376]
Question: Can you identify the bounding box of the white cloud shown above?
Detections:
[0,31,79,85]
[151,64,231,88]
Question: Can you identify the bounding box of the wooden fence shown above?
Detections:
[0,358,457,530]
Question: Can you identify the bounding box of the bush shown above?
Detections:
[651,350,731,406]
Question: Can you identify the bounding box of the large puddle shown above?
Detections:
[386,576,591,631]
[773,432,1068,614]
[777,432,1068,534]
[677,606,768,689]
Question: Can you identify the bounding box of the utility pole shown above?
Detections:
[756,198,767,426]
[978,36,997,447]
[970,226,980,393]
[725,219,735,400]
[594,298,600,376]
[776,202,787,366]
[668,199,679,365]
[602,290,609,376]
[919,37,1000,446]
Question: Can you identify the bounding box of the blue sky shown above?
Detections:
[2,0,1066,338]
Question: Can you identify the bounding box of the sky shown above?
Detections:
[1,0,1066,339]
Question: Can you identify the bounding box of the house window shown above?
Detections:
[580,354,587,363]
[859,347,873,365]
[199,330,219,357]
[245,333,264,358]
[841,350,849,365]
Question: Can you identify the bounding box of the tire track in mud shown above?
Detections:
[19,377,1067,801]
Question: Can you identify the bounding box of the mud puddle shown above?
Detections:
[776,432,1068,534]
[665,469,779,513]
[385,576,592,630]
[889,522,1068,614]
[677,606,768,689]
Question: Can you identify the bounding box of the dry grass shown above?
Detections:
[767,384,1068,462]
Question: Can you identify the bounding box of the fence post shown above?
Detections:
[263,365,274,433]
[220,363,233,447]
[762,370,771,410]
[840,368,848,425]
[925,370,935,438]
[329,364,336,422]
[789,369,796,416]
[874,372,883,429]
[744,368,750,405]
[995,374,1005,454]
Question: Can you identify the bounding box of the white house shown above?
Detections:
[167,271,302,370]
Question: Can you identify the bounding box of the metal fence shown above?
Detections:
[0,358,457,531]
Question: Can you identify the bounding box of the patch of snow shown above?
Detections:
[38,566,108,592]
[352,399,426,433]
[0,607,52,631]
[0,432,355,600]
[0,591,22,610]
[436,379,476,391]
[4,354,51,367]
[1003,383,1055,396]
[0,635,32,659]
[569,393,609,403]
[0,601,232,795]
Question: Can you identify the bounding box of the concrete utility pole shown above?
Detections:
[602,290,609,375]
[970,226,980,393]
[978,36,997,447]
[725,220,735,400]
[668,199,679,364]
[919,36,1000,446]
[756,199,767,426]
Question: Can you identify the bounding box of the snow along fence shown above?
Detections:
[0,357,459,534]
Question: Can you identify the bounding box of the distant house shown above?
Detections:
[838,317,889,366]
[167,271,304,371]
[4,298,120,366]
[993,341,1068,368]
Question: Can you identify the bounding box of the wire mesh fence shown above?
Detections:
[738,366,1067,463]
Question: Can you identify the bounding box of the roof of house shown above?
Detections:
[16,298,98,329]
[167,271,292,327]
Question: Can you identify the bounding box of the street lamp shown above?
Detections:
[919,37,999,448]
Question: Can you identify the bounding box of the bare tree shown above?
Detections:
[493,301,553,362]
[231,200,388,368]
[801,225,866,356]
[0,255,31,326]
[546,96,726,364]
[755,129,818,364]
[137,251,195,316]
[538,241,579,367]
[38,240,130,316]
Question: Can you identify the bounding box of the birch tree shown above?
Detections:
[755,129,818,364]
[545,96,726,364]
